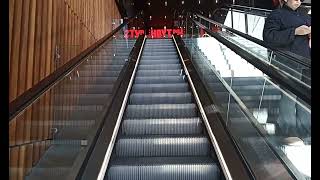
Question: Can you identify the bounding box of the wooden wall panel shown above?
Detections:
[26,0,36,90]
[9,0,122,179]
[9,0,22,102]
[33,0,42,86]
[9,0,15,71]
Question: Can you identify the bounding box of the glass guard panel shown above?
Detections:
[196,13,311,87]
[9,21,136,179]
[183,19,311,180]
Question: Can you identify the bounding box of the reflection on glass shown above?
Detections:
[9,20,137,179]
[183,20,311,179]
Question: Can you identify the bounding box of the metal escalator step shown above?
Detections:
[132,83,189,93]
[115,136,209,157]
[107,157,220,180]
[143,45,173,47]
[129,93,192,104]
[135,76,184,84]
[139,58,178,62]
[142,48,177,52]
[125,104,197,119]
[141,56,179,61]
[136,69,181,77]
[139,60,179,65]
[138,64,181,70]
[142,51,177,56]
[121,118,202,135]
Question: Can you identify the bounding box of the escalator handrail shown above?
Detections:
[9,16,135,121]
[189,18,311,106]
[218,7,269,17]
[225,4,272,13]
[195,13,311,68]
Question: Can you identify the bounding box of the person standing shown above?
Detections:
[263,0,311,59]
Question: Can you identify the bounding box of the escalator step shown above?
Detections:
[135,76,184,84]
[107,157,220,180]
[136,69,181,77]
[141,56,179,60]
[115,136,210,157]
[125,104,197,118]
[142,51,177,55]
[139,64,181,70]
[139,60,179,65]
[131,83,189,93]
[121,118,202,135]
[129,93,192,104]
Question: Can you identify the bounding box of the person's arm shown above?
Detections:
[263,11,296,47]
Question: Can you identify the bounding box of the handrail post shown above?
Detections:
[244,11,248,34]
[230,8,234,29]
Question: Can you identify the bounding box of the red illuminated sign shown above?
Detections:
[124,28,184,39]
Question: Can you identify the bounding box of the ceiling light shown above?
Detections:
[182,0,184,4]
[199,0,200,4]
[148,2,151,6]
[149,16,152,20]
[164,16,167,19]
[165,1,167,6]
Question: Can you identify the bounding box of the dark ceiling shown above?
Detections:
[117,0,275,30]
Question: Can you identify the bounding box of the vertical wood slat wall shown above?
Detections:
[9,0,121,180]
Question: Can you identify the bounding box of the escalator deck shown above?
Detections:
[106,38,222,180]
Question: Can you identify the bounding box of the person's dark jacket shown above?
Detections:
[263,4,311,59]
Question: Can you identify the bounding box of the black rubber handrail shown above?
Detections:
[9,17,134,121]
[190,18,311,105]
[195,13,311,68]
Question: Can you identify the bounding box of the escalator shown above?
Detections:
[105,38,223,179]
[9,12,310,180]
